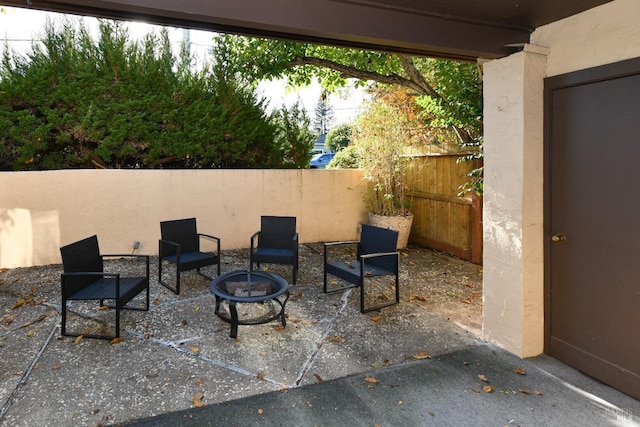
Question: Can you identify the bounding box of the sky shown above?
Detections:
[0,6,366,126]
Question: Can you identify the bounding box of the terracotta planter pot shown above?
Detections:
[368,213,414,249]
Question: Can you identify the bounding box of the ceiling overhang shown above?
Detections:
[1,0,614,61]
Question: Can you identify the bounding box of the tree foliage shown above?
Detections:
[325,123,352,153]
[312,90,334,135]
[0,19,312,170]
[212,34,482,144]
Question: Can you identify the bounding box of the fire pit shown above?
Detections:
[210,270,289,338]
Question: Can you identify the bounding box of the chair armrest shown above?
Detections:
[198,233,221,254]
[250,231,261,251]
[324,240,359,263]
[324,240,359,247]
[360,251,399,273]
[159,239,180,257]
[360,251,399,259]
[101,254,151,278]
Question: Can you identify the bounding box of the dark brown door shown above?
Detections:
[546,58,640,400]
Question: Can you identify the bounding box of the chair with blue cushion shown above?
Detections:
[250,216,299,284]
[60,235,150,340]
[159,218,221,295]
[323,223,400,313]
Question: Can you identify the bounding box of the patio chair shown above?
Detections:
[60,235,150,340]
[159,218,221,295]
[250,216,299,284]
[323,223,400,313]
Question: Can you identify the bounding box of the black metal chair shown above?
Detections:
[60,235,150,340]
[323,223,400,313]
[159,218,221,295]
[250,216,299,284]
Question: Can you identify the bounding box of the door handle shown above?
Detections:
[551,233,566,243]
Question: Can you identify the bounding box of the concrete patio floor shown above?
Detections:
[0,243,482,426]
[1,243,638,426]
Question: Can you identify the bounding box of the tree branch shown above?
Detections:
[290,56,431,96]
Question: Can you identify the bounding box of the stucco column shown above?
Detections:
[482,45,547,358]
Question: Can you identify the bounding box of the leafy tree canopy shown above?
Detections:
[325,123,352,153]
[0,19,313,170]
[212,35,483,144]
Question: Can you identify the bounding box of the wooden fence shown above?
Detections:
[406,154,482,264]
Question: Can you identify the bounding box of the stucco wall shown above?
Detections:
[483,0,640,357]
[531,0,640,77]
[0,169,366,268]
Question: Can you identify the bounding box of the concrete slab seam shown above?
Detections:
[0,321,58,421]
[293,288,353,387]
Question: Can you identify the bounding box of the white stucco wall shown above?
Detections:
[483,48,546,357]
[483,0,640,357]
[0,169,366,268]
[532,0,640,77]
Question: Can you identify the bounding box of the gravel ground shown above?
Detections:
[0,242,483,337]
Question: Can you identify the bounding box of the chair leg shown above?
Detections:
[115,303,121,339]
[61,297,67,336]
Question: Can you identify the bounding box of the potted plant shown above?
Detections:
[353,100,414,248]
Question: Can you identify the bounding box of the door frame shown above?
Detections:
[543,56,640,353]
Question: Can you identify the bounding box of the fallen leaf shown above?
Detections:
[314,373,324,382]
[192,392,204,408]
[370,315,382,322]
[478,374,488,382]
[98,306,109,311]
[471,388,481,393]
[364,376,379,384]
[519,389,531,395]
[257,408,264,415]
[535,390,543,396]
[483,385,495,393]
[11,299,25,309]
[325,335,345,343]
[256,371,265,380]
[52,365,62,370]
[413,351,432,360]
[75,335,84,344]
[461,299,473,305]
[513,367,526,375]
[109,337,124,345]
[195,379,205,386]
[26,330,35,337]
[195,306,201,312]
[154,298,161,305]
[408,295,427,302]
[273,325,285,331]
[189,346,200,353]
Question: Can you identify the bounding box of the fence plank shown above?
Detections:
[406,154,482,264]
